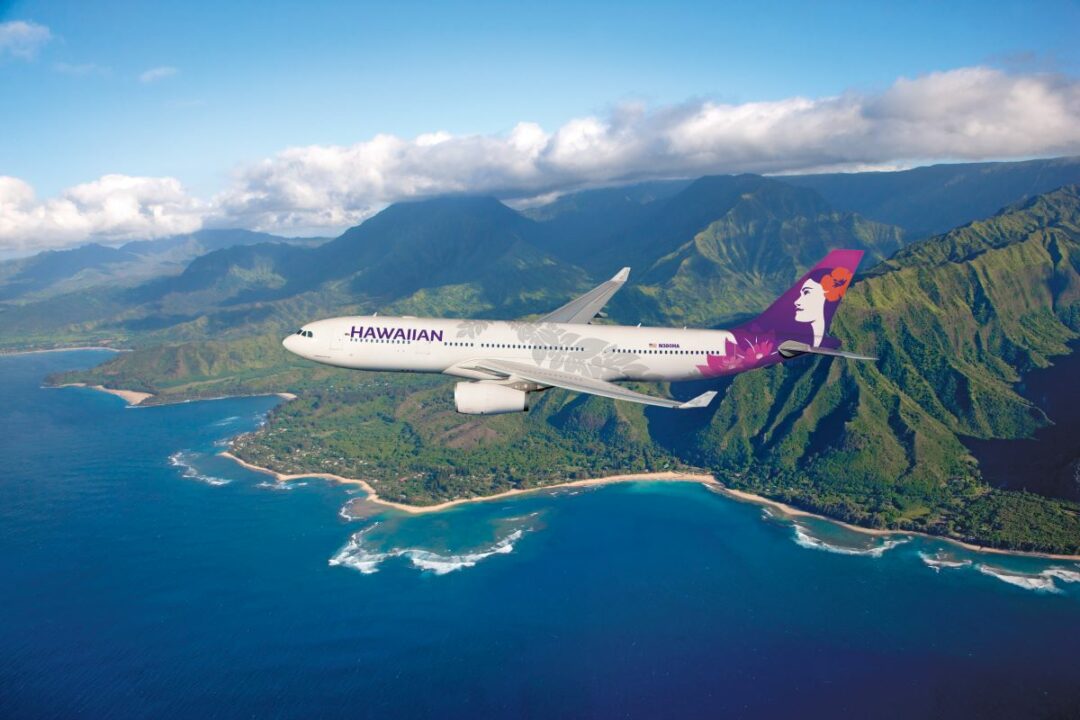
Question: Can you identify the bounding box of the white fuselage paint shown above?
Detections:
[283,316,738,383]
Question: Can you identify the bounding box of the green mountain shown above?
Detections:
[0,229,325,304]
[681,185,1080,551]
[521,180,691,263]
[605,176,905,326]
[44,183,1080,552]
[784,156,1080,239]
[132,196,591,323]
[21,161,1055,349]
[0,198,594,351]
[0,243,138,301]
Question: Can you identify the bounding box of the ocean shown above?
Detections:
[2,350,1079,719]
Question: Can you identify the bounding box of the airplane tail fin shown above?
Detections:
[738,249,865,350]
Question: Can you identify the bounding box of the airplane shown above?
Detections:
[282,249,874,415]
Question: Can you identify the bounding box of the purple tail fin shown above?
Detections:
[737,249,864,349]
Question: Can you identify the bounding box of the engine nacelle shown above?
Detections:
[454,382,531,415]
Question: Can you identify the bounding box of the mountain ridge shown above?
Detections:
[42,183,1080,551]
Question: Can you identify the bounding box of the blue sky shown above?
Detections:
[1,0,1079,250]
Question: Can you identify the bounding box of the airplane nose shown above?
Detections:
[282,334,298,355]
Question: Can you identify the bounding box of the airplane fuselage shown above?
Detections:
[281,249,868,412]
[284,315,756,383]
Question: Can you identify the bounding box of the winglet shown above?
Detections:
[677,390,717,409]
[539,266,632,324]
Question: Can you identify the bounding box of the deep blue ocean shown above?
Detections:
[2,350,1079,719]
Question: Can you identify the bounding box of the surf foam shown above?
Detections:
[1043,566,1080,584]
[918,551,972,572]
[256,480,307,491]
[791,523,909,557]
[329,526,527,576]
[975,564,1061,593]
[169,451,230,486]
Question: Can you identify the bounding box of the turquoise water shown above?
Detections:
[2,350,1079,719]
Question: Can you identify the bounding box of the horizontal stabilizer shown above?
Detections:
[777,340,876,361]
[678,391,717,409]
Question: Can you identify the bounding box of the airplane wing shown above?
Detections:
[468,358,717,410]
[539,267,630,324]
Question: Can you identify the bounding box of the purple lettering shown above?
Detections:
[350,324,444,342]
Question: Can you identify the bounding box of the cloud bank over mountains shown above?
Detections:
[4,66,1079,252]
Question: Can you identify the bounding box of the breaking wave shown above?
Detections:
[975,564,1061,593]
[256,480,307,491]
[329,525,526,576]
[168,451,230,486]
[1043,566,1080,584]
[918,551,972,572]
[791,523,909,557]
[974,563,1080,593]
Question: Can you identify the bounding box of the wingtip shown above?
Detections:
[612,267,630,282]
[678,390,717,409]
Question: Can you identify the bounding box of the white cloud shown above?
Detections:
[0,20,52,60]
[4,65,1079,250]
[0,175,204,254]
[215,66,1080,233]
[139,65,178,83]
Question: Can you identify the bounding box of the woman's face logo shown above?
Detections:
[794,278,825,324]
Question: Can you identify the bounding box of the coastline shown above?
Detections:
[219,451,715,514]
[1,345,124,356]
[55,382,154,406]
[53,384,297,407]
[218,451,1080,561]
[34,358,1080,562]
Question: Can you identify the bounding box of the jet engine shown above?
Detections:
[454,382,531,415]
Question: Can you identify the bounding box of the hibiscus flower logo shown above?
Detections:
[821,267,853,302]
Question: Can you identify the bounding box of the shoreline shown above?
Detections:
[219,451,716,514]
[0,345,125,356]
[53,384,298,407]
[54,382,154,406]
[218,451,1080,561]
[34,361,1080,562]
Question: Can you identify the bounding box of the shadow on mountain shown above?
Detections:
[963,341,1080,501]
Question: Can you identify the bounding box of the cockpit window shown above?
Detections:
[306,331,314,338]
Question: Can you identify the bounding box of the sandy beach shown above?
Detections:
[219,451,715,514]
[55,382,154,406]
[219,451,1080,560]
[1,345,122,356]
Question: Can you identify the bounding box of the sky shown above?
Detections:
[1,0,1079,254]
